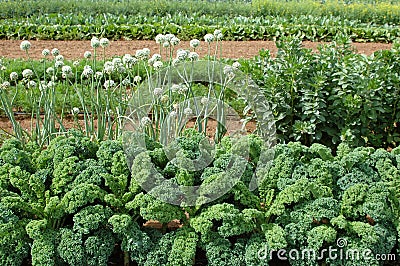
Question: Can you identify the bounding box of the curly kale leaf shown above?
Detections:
[202,233,246,266]
[57,228,115,266]
[190,203,261,238]
[127,193,185,224]
[0,204,30,266]
[58,183,106,215]
[96,140,124,171]
[109,214,153,264]
[72,205,113,235]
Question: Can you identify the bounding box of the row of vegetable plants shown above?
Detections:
[1,35,399,149]
[2,0,400,25]
[0,129,399,265]
[2,13,399,42]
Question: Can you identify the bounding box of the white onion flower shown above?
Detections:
[103,61,114,75]
[184,107,193,116]
[121,78,131,86]
[71,107,80,115]
[143,48,150,56]
[135,49,148,60]
[153,87,163,96]
[169,111,178,118]
[223,65,235,79]
[170,84,180,93]
[172,58,180,66]
[51,48,60,56]
[151,53,162,61]
[133,76,142,83]
[123,54,137,67]
[214,29,223,40]
[188,52,199,61]
[46,67,55,75]
[155,34,165,44]
[204,34,214,43]
[112,57,122,65]
[84,51,92,59]
[163,41,170,48]
[61,65,72,75]
[22,69,33,79]
[100,38,110,48]
[91,37,100,48]
[153,61,163,70]
[103,80,115,90]
[42,49,50,57]
[201,97,209,105]
[82,66,93,78]
[20,40,31,51]
[170,37,180,46]
[176,49,188,60]
[161,95,169,103]
[178,85,188,94]
[223,65,234,75]
[55,55,64,62]
[47,81,55,88]
[95,71,103,79]
[39,81,47,92]
[118,65,127,74]
[190,39,200,49]
[141,117,152,126]
[9,72,18,81]
[232,61,241,70]
[73,61,79,67]
[1,81,10,89]
[165,34,175,41]
[147,58,155,67]
[27,80,36,88]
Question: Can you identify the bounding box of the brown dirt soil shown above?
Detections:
[0,40,393,60]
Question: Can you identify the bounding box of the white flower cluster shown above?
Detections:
[71,107,80,115]
[190,39,200,49]
[170,83,188,94]
[141,116,152,126]
[204,29,223,43]
[84,51,92,59]
[103,80,115,90]
[153,87,163,97]
[22,69,34,79]
[82,65,94,78]
[133,76,142,83]
[100,38,110,48]
[20,40,31,51]
[0,81,10,90]
[91,37,101,49]
[61,65,73,78]
[42,49,50,57]
[155,34,180,48]
[46,67,55,75]
[9,72,18,81]
[122,54,138,68]
[148,53,163,70]
[51,48,60,56]
[135,48,150,60]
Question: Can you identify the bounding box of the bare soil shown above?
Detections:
[0,40,393,60]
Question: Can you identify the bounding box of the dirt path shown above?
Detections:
[0,40,393,60]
